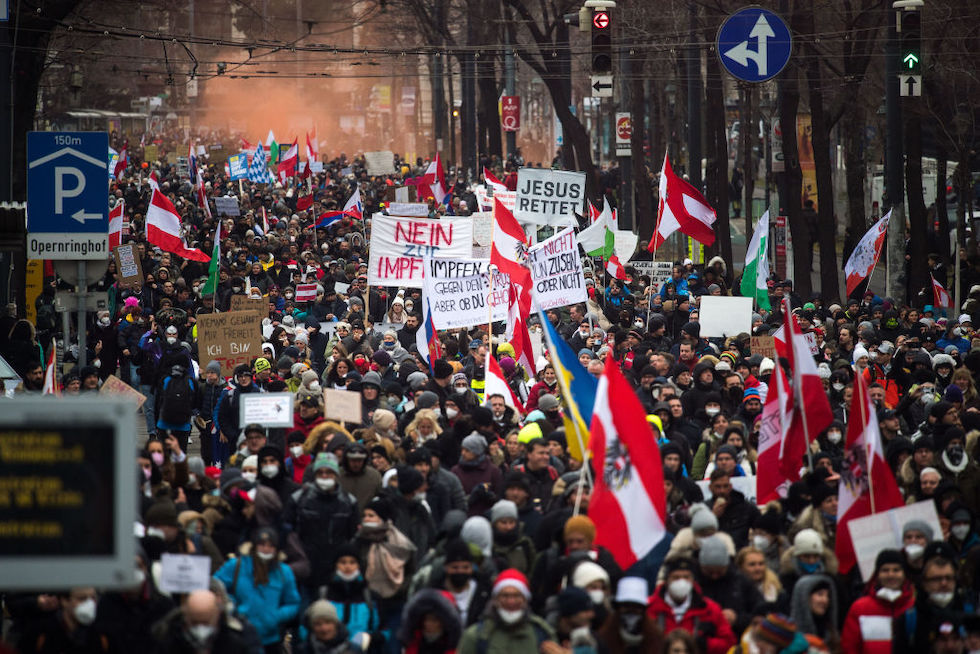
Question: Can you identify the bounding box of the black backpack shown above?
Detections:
[160,375,194,424]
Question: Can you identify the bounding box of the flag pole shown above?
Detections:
[860,375,876,514]
[785,297,814,472]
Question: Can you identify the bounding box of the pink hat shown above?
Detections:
[493,569,530,599]
[123,296,140,308]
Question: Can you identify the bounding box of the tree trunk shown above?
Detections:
[703,45,732,278]
[740,85,754,235]
[779,60,812,299]
[935,152,950,265]
[842,108,867,274]
[905,112,929,305]
[477,64,502,160]
[631,55,653,239]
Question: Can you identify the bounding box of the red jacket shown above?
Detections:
[840,582,915,654]
[647,584,735,654]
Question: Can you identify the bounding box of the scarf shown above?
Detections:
[364,522,417,598]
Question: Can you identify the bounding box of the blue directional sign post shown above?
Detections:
[27,132,110,260]
[717,7,792,83]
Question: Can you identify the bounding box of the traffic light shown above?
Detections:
[899,8,921,74]
[591,9,612,74]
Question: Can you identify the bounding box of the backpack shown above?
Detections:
[160,375,194,424]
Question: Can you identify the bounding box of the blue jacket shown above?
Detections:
[215,555,301,645]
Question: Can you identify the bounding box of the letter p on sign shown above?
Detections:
[55,166,85,214]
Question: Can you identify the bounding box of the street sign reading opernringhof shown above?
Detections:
[717,8,792,83]
[27,131,110,260]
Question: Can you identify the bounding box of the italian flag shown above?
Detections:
[740,210,771,310]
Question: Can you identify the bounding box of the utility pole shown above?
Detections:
[504,28,517,158]
[687,1,702,192]
[618,48,633,231]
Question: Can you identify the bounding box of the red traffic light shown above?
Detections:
[592,11,609,30]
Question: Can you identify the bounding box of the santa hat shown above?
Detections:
[493,569,530,599]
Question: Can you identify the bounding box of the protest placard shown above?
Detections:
[848,500,942,581]
[386,202,429,217]
[804,331,820,355]
[214,196,240,217]
[364,150,396,176]
[309,161,324,173]
[474,185,516,212]
[367,214,473,287]
[614,231,639,261]
[514,168,585,226]
[240,393,295,428]
[158,554,211,593]
[227,154,248,181]
[197,311,264,376]
[699,296,754,337]
[627,261,673,292]
[230,296,266,312]
[423,258,509,330]
[143,144,158,163]
[528,227,588,310]
[99,374,147,410]
[294,284,317,303]
[751,335,777,359]
[472,212,493,246]
[323,388,362,424]
[697,476,758,505]
[114,243,142,287]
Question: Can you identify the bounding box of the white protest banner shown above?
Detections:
[158,554,211,593]
[320,322,339,338]
[240,392,295,428]
[530,329,544,363]
[628,261,673,292]
[214,196,240,217]
[849,500,942,582]
[228,154,248,181]
[528,227,588,310]
[323,388,362,424]
[386,202,429,217]
[698,296,754,337]
[423,258,509,330]
[309,161,324,173]
[514,168,585,226]
[294,283,317,302]
[803,331,819,355]
[697,475,758,506]
[614,230,639,262]
[472,212,493,246]
[367,214,473,288]
[364,150,396,176]
[474,185,516,212]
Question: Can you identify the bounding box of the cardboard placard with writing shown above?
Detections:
[114,243,143,287]
[751,336,777,359]
[143,144,159,163]
[230,295,266,312]
[197,311,263,376]
[323,388,362,424]
[99,374,147,410]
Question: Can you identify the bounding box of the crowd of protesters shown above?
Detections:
[4,130,980,654]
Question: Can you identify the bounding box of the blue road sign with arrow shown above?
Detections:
[717,7,792,83]
[27,131,109,260]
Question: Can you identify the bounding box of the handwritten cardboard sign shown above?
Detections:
[99,374,147,410]
[197,311,263,376]
[323,388,362,424]
[114,243,143,287]
[751,335,777,359]
[528,227,588,310]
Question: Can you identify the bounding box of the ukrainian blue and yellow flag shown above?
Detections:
[537,304,597,461]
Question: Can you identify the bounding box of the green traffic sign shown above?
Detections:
[903,53,919,69]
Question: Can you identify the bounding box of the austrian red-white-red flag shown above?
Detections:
[484,167,506,194]
[147,170,160,192]
[507,280,536,376]
[113,142,128,180]
[588,355,667,569]
[932,274,952,308]
[757,363,796,503]
[485,354,523,411]
[835,370,904,574]
[41,339,59,396]
[196,170,212,220]
[419,153,448,205]
[305,131,318,162]
[774,297,833,470]
[844,211,890,298]
[108,201,124,250]
[606,254,627,281]
[648,153,716,253]
[490,198,529,280]
[277,140,299,182]
[146,188,211,263]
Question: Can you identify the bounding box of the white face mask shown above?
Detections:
[316,477,336,492]
[705,407,720,417]
[290,445,305,458]
[668,579,693,601]
[188,624,215,644]
[446,408,459,419]
[876,587,902,602]
[261,464,279,479]
[256,550,275,561]
[904,543,925,561]
[98,317,110,327]
[337,570,359,582]
[497,608,525,625]
[952,524,971,541]
[752,535,771,550]
[74,598,97,625]
[832,382,845,392]
[241,471,257,483]
[930,591,954,607]
[166,336,177,345]
[362,520,382,529]
[146,526,166,540]
[827,430,843,444]
[587,590,606,605]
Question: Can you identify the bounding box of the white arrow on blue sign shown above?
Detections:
[717,8,792,83]
[27,132,110,260]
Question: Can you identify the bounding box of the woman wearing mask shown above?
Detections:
[214,527,300,654]
[812,421,845,465]
[841,549,914,654]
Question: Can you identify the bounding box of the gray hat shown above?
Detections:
[902,519,935,542]
[461,433,487,456]
[490,499,519,523]
[538,394,560,411]
[416,390,439,409]
[698,535,730,567]
[206,360,222,374]
[306,599,339,624]
[407,371,429,392]
[187,456,206,478]
[689,503,719,533]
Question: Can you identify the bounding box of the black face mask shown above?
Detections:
[448,572,471,588]
[948,445,965,465]
[620,613,643,634]
[729,387,744,401]
[495,528,519,545]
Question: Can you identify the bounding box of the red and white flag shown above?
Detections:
[294,283,318,303]
[757,363,796,503]
[261,207,269,234]
[507,281,536,377]
[277,140,298,182]
[588,355,667,569]
[932,274,952,308]
[113,142,128,180]
[588,199,602,223]
[490,198,529,281]
[484,167,506,194]
[147,170,160,192]
[835,370,905,574]
[774,298,833,460]
[648,154,716,253]
[296,192,314,212]
[485,354,523,411]
[305,131,318,162]
[196,170,212,220]
[108,201,124,250]
[418,153,448,205]
[844,211,890,298]
[146,188,211,263]
[41,339,59,396]
[606,254,627,281]
[343,186,363,221]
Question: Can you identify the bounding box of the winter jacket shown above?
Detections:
[451,456,503,516]
[840,581,915,654]
[214,555,301,645]
[646,583,736,654]
[317,574,384,647]
[284,483,361,588]
[707,490,759,550]
[696,565,763,636]
[339,463,383,511]
[458,613,556,654]
[397,588,463,654]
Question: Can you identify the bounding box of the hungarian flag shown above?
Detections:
[588,355,667,569]
[774,298,833,470]
[757,363,796,503]
[485,354,523,410]
[606,254,627,281]
[835,370,905,574]
[648,153,716,253]
[201,223,221,296]
[42,339,59,395]
[577,198,615,258]
[108,201,124,250]
[932,274,952,308]
[113,142,128,180]
[844,211,890,298]
[741,210,771,310]
[277,140,298,182]
[146,188,211,263]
